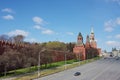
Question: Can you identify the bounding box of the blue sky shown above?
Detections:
[0,0,120,52]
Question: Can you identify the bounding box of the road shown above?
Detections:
[35,57,120,80]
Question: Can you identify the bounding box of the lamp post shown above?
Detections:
[38,48,46,78]
[38,51,40,78]
[117,50,118,57]
[64,50,69,70]
[79,53,80,65]
[118,47,120,57]
[78,50,81,66]
[4,64,7,76]
[119,48,120,57]
[64,53,66,70]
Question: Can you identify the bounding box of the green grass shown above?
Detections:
[14,57,101,80]
[0,56,101,80]
[0,59,76,78]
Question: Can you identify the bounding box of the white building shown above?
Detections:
[112,48,120,57]
[102,51,110,57]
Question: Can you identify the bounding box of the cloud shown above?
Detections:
[104,17,120,32]
[66,32,74,35]
[115,34,120,39]
[1,8,14,13]
[33,25,44,30]
[33,16,55,35]
[107,36,112,39]
[104,19,115,32]
[25,38,37,42]
[116,17,120,25]
[112,0,120,5]
[33,16,43,24]
[8,30,29,37]
[33,25,55,35]
[41,29,54,35]
[2,15,14,20]
[104,27,114,32]
[106,41,120,47]
[106,0,120,5]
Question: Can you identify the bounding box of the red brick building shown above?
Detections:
[73,28,101,60]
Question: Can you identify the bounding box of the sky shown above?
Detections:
[0,0,120,52]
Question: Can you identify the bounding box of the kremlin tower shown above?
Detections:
[73,28,101,60]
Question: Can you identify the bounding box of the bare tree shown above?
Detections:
[13,35,24,43]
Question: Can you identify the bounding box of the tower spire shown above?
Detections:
[91,27,94,34]
[77,32,83,46]
[78,32,82,37]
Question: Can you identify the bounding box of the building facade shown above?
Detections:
[112,48,120,57]
[73,28,101,60]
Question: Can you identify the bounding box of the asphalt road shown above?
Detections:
[35,57,120,80]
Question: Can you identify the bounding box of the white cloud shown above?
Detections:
[112,0,120,5]
[116,17,120,25]
[8,30,29,37]
[33,25,44,30]
[25,38,37,42]
[106,0,120,5]
[107,36,112,39]
[106,41,120,47]
[104,19,115,32]
[32,16,55,35]
[33,16,43,24]
[66,32,74,35]
[2,8,14,13]
[2,15,14,20]
[33,25,55,35]
[104,27,114,32]
[104,17,120,32]
[42,29,54,35]
[115,34,120,39]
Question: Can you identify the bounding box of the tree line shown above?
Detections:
[0,35,75,75]
[0,34,99,75]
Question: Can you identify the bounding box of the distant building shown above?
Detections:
[112,48,120,57]
[73,28,101,60]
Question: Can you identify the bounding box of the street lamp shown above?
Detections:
[65,52,67,70]
[78,50,81,66]
[64,50,69,70]
[117,47,120,57]
[79,53,80,65]
[4,64,7,76]
[38,48,46,78]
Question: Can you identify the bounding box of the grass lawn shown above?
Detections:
[0,57,101,80]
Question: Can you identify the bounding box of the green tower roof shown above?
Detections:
[78,32,82,37]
